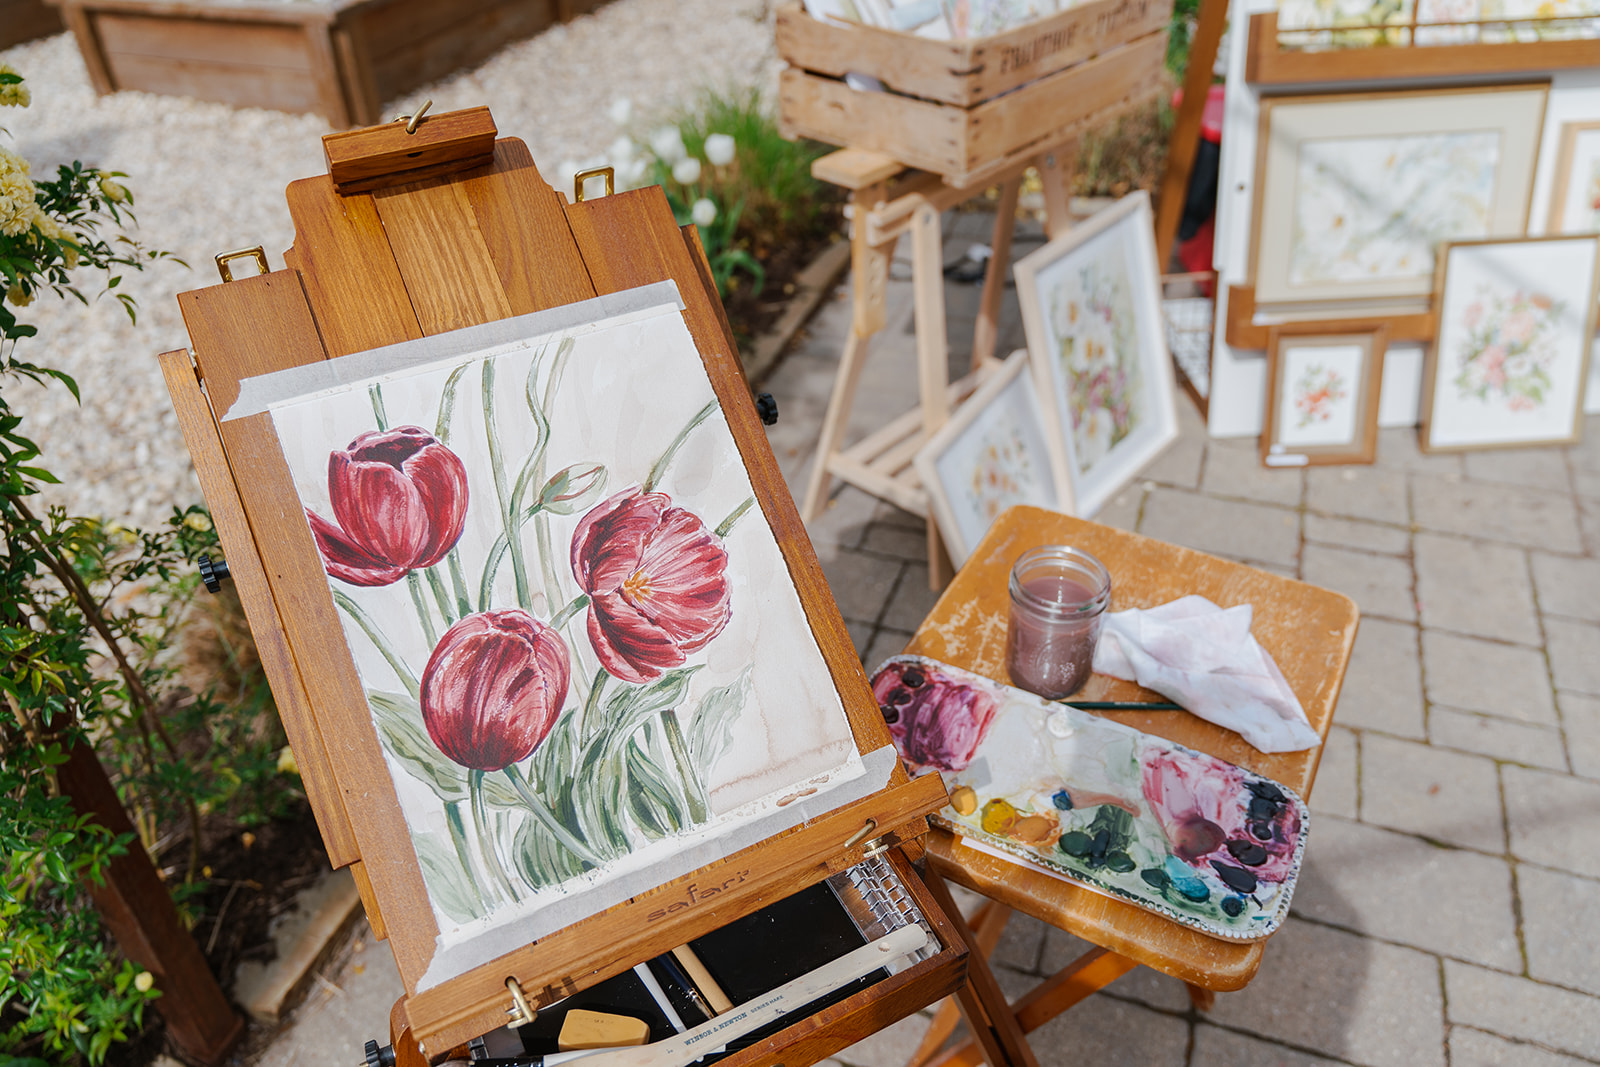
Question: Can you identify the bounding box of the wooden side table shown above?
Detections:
[902,505,1359,1067]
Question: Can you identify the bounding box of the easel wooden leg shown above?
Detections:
[970,176,1022,372]
[1185,982,1217,1012]
[909,901,1015,1067]
[1036,144,1077,241]
[802,181,893,522]
[911,202,956,589]
[919,867,1039,1067]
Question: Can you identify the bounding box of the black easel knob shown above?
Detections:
[198,554,231,594]
[756,392,778,426]
[363,1039,396,1067]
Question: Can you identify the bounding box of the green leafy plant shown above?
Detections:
[1,63,290,1065]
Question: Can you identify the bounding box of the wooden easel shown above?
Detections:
[160,106,974,1065]
[798,144,1080,589]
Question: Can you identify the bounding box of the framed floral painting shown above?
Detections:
[1422,235,1600,451]
[1251,85,1547,309]
[224,286,884,988]
[1261,325,1387,467]
[913,350,1068,567]
[1547,120,1600,235]
[1015,192,1179,518]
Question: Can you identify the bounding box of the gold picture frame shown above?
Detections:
[1261,324,1386,467]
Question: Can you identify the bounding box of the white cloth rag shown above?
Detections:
[1091,595,1320,753]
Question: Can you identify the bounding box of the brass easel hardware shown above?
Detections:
[504,975,536,1028]
[574,166,615,202]
[861,836,892,859]
[843,818,878,849]
[214,246,269,283]
[392,98,433,134]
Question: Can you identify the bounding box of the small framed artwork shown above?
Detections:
[1252,84,1548,308]
[913,350,1068,567]
[1422,235,1599,451]
[1261,324,1387,467]
[1547,120,1600,235]
[1015,191,1179,518]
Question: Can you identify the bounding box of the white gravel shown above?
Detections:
[0,0,780,529]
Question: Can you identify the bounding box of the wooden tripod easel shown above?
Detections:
[798,144,1078,589]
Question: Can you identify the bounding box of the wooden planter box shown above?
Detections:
[47,0,608,128]
[776,0,1171,188]
[1,0,64,50]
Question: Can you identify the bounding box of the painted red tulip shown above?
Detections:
[871,660,999,774]
[306,426,469,586]
[570,488,732,684]
[1139,750,1299,882]
[420,610,571,772]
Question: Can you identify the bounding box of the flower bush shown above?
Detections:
[2,64,290,1065]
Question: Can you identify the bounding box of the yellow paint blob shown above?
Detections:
[950,786,978,816]
[980,798,1018,835]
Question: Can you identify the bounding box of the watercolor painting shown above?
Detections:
[1016,193,1178,519]
[871,657,1309,940]
[262,300,865,964]
[1277,342,1365,450]
[916,351,1066,567]
[1289,132,1498,288]
[1547,122,1600,235]
[1426,237,1598,450]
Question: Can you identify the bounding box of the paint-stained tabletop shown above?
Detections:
[905,504,1359,991]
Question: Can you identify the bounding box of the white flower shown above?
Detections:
[0,65,28,109]
[97,172,129,203]
[671,157,702,185]
[619,158,650,189]
[704,133,736,167]
[608,96,633,127]
[649,126,687,165]
[0,144,28,179]
[609,135,637,165]
[691,198,718,227]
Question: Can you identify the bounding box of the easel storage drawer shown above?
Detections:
[776,0,1172,186]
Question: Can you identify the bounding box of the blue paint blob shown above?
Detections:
[1163,856,1211,902]
[1052,789,1074,811]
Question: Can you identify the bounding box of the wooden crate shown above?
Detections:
[1,0,64,50]
[776,0,1171,187]
[46,0,609,128]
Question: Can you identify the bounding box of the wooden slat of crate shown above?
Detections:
[0,0,63,49]
[780,31,1167,187]
[775,0,1171,108]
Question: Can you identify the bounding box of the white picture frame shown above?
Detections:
[913,350,1068,567]
[1251,84,1548,309]
[1548,120,1600,236]
[1014,192,1179,518]
[1422,235,1600,451]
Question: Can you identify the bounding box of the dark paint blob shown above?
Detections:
[1141,868,1171,889]
[1249,796,1279,820]
[1250,821,1274,841]
[1171,817,1227,862]
[888,687,913,706]
[901,668,925,689]
[1211,860,1259,894]
[1220,896,1245,917]
[1052,789,1074,811]
[879,704,900,724]
[1105,852,1136,873]
[1060,831,1092,857]
[1226,839,1269,866]
[1247,780,1286,804]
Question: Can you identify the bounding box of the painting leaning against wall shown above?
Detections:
[250,294,868,985]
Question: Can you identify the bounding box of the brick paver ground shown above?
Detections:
[275,206,1600,1067]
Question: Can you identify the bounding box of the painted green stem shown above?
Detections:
[643,399,718,493]
[482,361,532,611]
[407,571,438,648]
[470,770,520,903]
[503,763,604,867]
[446,550,473,618]
[579,666,608,744]
[424,566,456,625]
[369,383,389,431]
[549,594,590,632]
[659,709,706,824]
[332,590,419,700]
[444,801,486,904]
[715,496,756,539]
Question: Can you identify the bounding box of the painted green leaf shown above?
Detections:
[687,666,752,774]
[414,829,487,923]
[625,738,684,839]
[368,691,519,807]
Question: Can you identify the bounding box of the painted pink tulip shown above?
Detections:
[1140,750,1299,884]
[872,660,999,774]
[420,610,570,772]
[570,488,732,684]
[307,426,469,586]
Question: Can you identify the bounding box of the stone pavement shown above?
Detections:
[261,205,1600,1067]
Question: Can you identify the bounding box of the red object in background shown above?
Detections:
[1169,83,1227,281]
[1179,216,1216,286]
[1170,83,1227,144]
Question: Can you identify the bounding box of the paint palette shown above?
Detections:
[870,656,1310,941]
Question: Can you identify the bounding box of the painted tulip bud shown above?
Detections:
[420,610,570,772]
[871,660,999,774]
[310,426,468,586]
[537,462,608,515]
[571,488,731,684]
